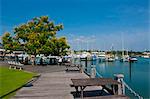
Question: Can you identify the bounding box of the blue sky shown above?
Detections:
[0,0,149,51]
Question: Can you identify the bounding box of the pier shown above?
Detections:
[12,65,102,99]
[6,64,129,99]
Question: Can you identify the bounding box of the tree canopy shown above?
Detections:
[2,16,70,56]
[2,32,22,53]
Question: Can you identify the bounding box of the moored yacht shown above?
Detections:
[91,52,98,61]
[120,55,129,62]
[97,52,106,62]
[105,53,115,62]
[107,57,115,62]
[142,52,150,58]
[143,55,150,58]
[129,57,138,62]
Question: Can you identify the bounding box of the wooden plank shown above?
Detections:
[76,95,130,99]
[71,78,120,87]
[13,71,91,99]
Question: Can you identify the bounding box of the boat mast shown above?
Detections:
[126,48,128,56]
[122,32,124,58]
[111,43,114,57]
[86,40,89,51]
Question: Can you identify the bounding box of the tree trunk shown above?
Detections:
[2,51,6,61]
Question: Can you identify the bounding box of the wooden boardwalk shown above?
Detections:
[13,71,103,99]
[0,63,129,99]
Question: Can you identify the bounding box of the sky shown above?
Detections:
[0,0,149,51]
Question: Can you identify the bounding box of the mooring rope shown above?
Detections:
[90,65,143,99]
[121,79,143,99]
[96,70,103,78]
[96,71,143,99]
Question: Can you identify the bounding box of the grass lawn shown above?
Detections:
[0,67,36,98]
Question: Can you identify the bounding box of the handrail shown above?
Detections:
[96,71,103,78]
[96,71,143,99]
[121,79,143,99]
[89,65,143,99]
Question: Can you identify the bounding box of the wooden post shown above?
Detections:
[85,57,87,71]
[80,86,86,99]
[14,66,17,69]
[114,74,125,95]
[90,65,96,78]
[80,65,84,73]
[81,87,84,99]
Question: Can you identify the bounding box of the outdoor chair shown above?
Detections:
[8,61,24,70]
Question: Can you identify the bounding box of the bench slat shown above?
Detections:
[76,95,129,99]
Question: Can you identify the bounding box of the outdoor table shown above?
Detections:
[71,78,121,99]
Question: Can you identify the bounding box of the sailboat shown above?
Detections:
[106,44,115,62]
[120,32,129,62]
[120,50,129,62]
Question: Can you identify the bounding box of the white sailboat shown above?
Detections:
[120,32,129,62]
[106,44,115,62]
[120,50,129,62]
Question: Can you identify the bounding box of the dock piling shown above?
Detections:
[114,74,125,95]
[90,65,96,78]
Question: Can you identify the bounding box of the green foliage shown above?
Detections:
[2,32,13,51]
[2,16,70,57]
[0,67,35,98]
[2,32,22,52]
[50,37,70,56]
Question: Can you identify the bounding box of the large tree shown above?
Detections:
[2,32,21,52]
[13,16,69,65]
[2,32,22,60]
[50,37,70,56]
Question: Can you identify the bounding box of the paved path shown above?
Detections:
[0,61,67,73]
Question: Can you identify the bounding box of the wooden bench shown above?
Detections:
[65,63,81,72]
[8,61,24,70]
[71,78,122,99]
[9,65,24,70]
[75,95,129,99]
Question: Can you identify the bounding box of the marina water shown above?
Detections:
[76,57,150,99]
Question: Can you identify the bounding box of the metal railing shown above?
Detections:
[96,71,143,99]
[96,71,103,78]
[89,65,143,99]
[121,79,143,99]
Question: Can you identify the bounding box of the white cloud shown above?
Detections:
[67,31,149,51]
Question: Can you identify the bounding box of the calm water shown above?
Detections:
[76,57,150,99]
